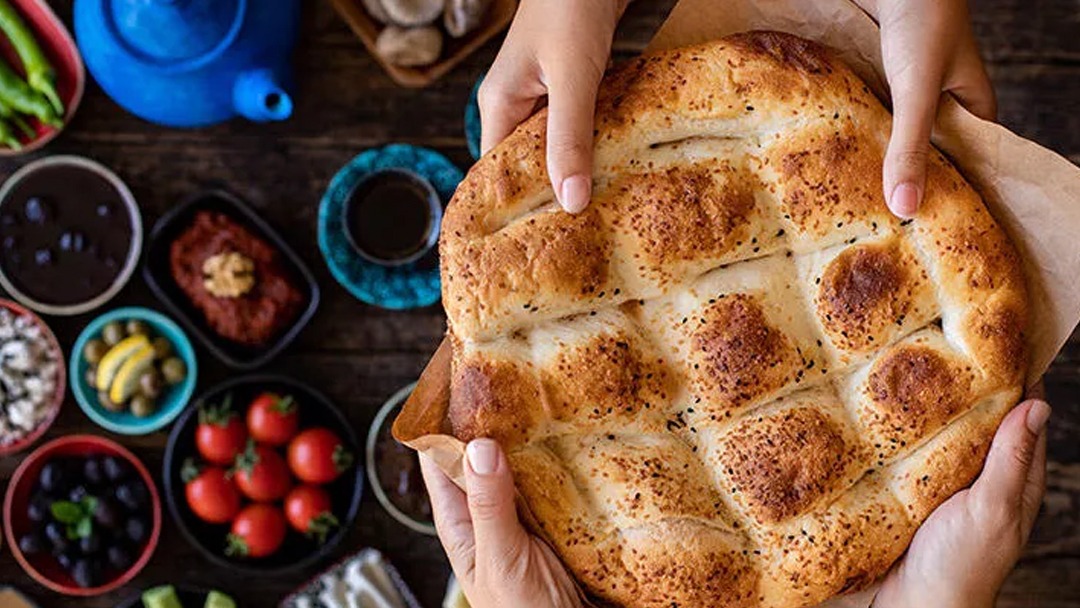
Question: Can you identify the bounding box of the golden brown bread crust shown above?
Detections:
[441,31,1028,608]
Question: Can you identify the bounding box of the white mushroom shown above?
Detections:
[376,26,443,67]
[444,0,493,38]
[371,0,445,27]
[361,0,392,24]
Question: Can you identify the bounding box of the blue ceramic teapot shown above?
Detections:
[74,0,300,127]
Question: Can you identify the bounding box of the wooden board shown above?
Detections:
[328,0,517,88]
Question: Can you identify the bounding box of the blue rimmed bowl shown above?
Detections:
[70,307,197,435]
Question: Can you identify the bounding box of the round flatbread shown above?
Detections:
[440,31,1028,608]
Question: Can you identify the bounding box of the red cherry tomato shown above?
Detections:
[226,504,286,558]
[287,428,354,484]
[233,440,292,502]
[182,460,241,524]
[284,485,338,542]
[247,392,299,447]
[196,397,248,466]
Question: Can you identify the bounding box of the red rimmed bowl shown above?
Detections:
[3,435,162,596]
[0,0,84,155]
[0,298,65,456]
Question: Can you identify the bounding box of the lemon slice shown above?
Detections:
[109,344,156,404]
[95,334,150,391]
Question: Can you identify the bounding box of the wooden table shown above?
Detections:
[0,1,1076,606]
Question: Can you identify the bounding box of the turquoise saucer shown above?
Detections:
[318,145,463,309]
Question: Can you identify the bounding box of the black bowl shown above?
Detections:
[142,190,320,370]
[115,585,242,608]
[162,375,364,576]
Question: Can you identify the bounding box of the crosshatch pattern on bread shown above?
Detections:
[439,32,1028,608]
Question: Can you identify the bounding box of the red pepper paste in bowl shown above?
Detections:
[169,211,303,346]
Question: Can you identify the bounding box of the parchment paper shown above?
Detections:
[394,1,1080,606]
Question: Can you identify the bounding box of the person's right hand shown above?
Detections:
[479,0,628,213]
[857,0,996,218]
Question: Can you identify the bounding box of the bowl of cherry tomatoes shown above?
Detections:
[161,374,363,575]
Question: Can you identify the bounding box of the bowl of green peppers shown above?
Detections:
[0,0,83,155]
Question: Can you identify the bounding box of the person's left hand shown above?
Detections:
[874,398,1050,608]
[856,0,996,218]
[420,439,583,608]
[477,0,629,213]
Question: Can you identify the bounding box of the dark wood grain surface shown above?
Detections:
[0,1,1076,607]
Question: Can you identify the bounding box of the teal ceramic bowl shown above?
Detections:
[70,307,197,435]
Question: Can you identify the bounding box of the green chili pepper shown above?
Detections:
[0,0,62,116]
[0,96,34,138]
[0,118,23,150]
[0,55,59,127]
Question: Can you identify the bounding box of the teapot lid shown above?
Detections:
[108,0,244,64]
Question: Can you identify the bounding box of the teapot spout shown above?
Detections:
[233,69,293,122]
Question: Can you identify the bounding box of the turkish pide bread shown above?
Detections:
[439,31,1028,608]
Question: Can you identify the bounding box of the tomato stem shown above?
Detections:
[307,512,339,545]
[180,457,201,483]
[231,438,260,475]
[224,533,249,557]
[199,393,237,427]
[332,444,354,472]
[272,394,295,414]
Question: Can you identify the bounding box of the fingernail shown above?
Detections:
[890,182,920,218]
[466,439,499,476]
[559,175,591,214]
[1025,400,1051,434]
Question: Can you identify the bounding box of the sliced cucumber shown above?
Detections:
[205,590,236,608]
[142,585,183,608]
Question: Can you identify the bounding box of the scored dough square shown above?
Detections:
[439,32,1028,608]
[700,386,870,526]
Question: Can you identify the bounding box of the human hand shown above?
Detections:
[478,0,629,213]
[855,0,996,218]
[874,399,1050,608]
[420,439,583,608]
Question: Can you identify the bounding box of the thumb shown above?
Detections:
[419,453,476,583]
[464,438,530,573]
[883,76,941,218]
[972,399,1050,532]
[545,64,602,214]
